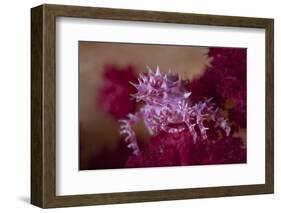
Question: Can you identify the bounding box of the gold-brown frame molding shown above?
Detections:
[31,4,274,208]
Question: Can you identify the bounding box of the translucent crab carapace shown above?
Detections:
[119,66,230,155]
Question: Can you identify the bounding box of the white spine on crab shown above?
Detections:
[155,65,161,76]
[183,92,191,99]
[146,66,154,75]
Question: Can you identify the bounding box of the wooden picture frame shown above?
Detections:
[31,4,274,208]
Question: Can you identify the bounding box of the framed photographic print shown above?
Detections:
[31,4,274,208]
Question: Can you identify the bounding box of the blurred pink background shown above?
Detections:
[79,41,211,170]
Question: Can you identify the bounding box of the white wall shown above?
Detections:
[0,0,279,212]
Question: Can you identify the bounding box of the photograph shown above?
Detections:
[79,42,247,170]
[30,4,274,208]
[0,0,277,210]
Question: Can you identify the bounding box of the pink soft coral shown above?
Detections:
[97,65,138,120]
[188,47,247,128]
[126,130,246,168]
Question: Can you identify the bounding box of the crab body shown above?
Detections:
[120,67,230,155]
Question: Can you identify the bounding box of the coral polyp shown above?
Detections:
[119,66,231,155]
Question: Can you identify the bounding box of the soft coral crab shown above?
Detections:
[119,66,231,155]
